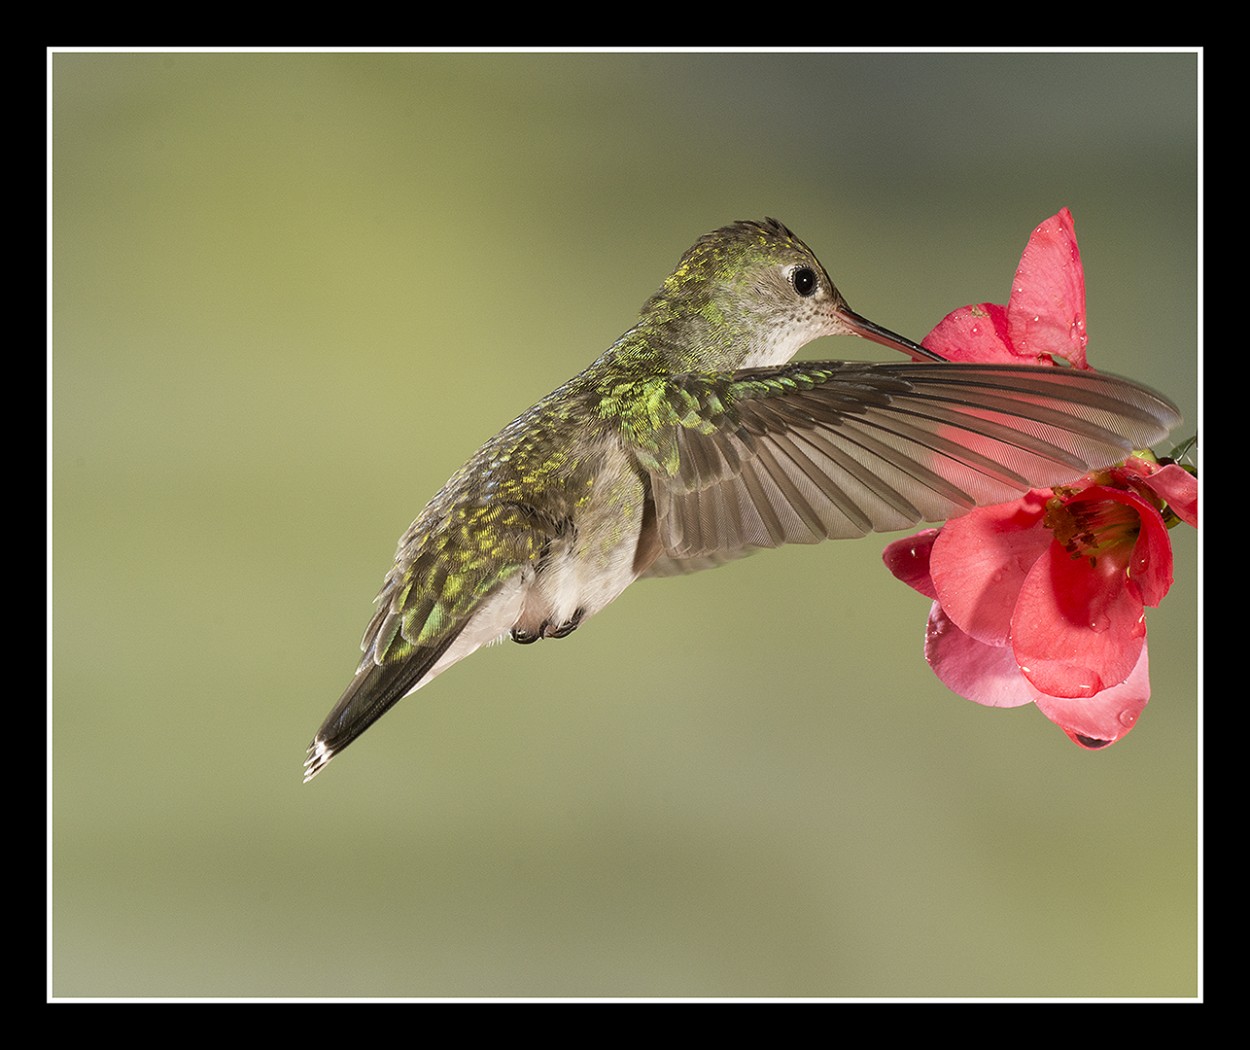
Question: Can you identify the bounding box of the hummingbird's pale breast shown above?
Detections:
[413,441,647,688]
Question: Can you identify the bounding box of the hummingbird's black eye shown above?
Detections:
[791,266,819,297]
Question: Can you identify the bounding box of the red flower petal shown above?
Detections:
[1067,485,1176,607]
[1010,529,1147,699]
[1007,208,1089,368]
[924,603,1036,708]
[1033,643,1151,748]
[921,302,1019,363]
[1143,463,1199,527]
[881,529,940,599]
[928,492,1052,647]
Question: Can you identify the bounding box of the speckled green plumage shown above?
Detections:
[362,383,606,664]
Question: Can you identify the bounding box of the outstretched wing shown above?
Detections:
[642,361,1180,569]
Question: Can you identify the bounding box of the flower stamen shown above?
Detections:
[1045,494,1140,569]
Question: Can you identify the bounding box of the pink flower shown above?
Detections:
[882,210,1197,749]
[923,208,1090,368]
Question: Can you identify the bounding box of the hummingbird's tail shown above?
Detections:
[303,630,462,782]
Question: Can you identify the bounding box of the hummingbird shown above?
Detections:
[304,217,1180,781]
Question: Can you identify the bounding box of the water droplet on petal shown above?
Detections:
[1118,708,1137,729]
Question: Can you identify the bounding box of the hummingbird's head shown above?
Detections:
[641,218,938,371]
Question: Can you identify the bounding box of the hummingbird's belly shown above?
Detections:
[421,441,649,691]
[514,441,649,637]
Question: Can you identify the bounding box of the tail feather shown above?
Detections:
[303,631,462,782]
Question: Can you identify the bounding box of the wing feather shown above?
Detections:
[644,362,1180,566]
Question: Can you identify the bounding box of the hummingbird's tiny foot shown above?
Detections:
[511,608,585,644]
[544,608,585,639]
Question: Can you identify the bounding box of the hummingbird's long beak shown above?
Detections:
[836,307,946,363]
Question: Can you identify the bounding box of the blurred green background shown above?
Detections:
[52,51,1198,998]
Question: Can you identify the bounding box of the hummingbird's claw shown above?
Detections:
[545,608,585,639]
[510,608,586,644]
